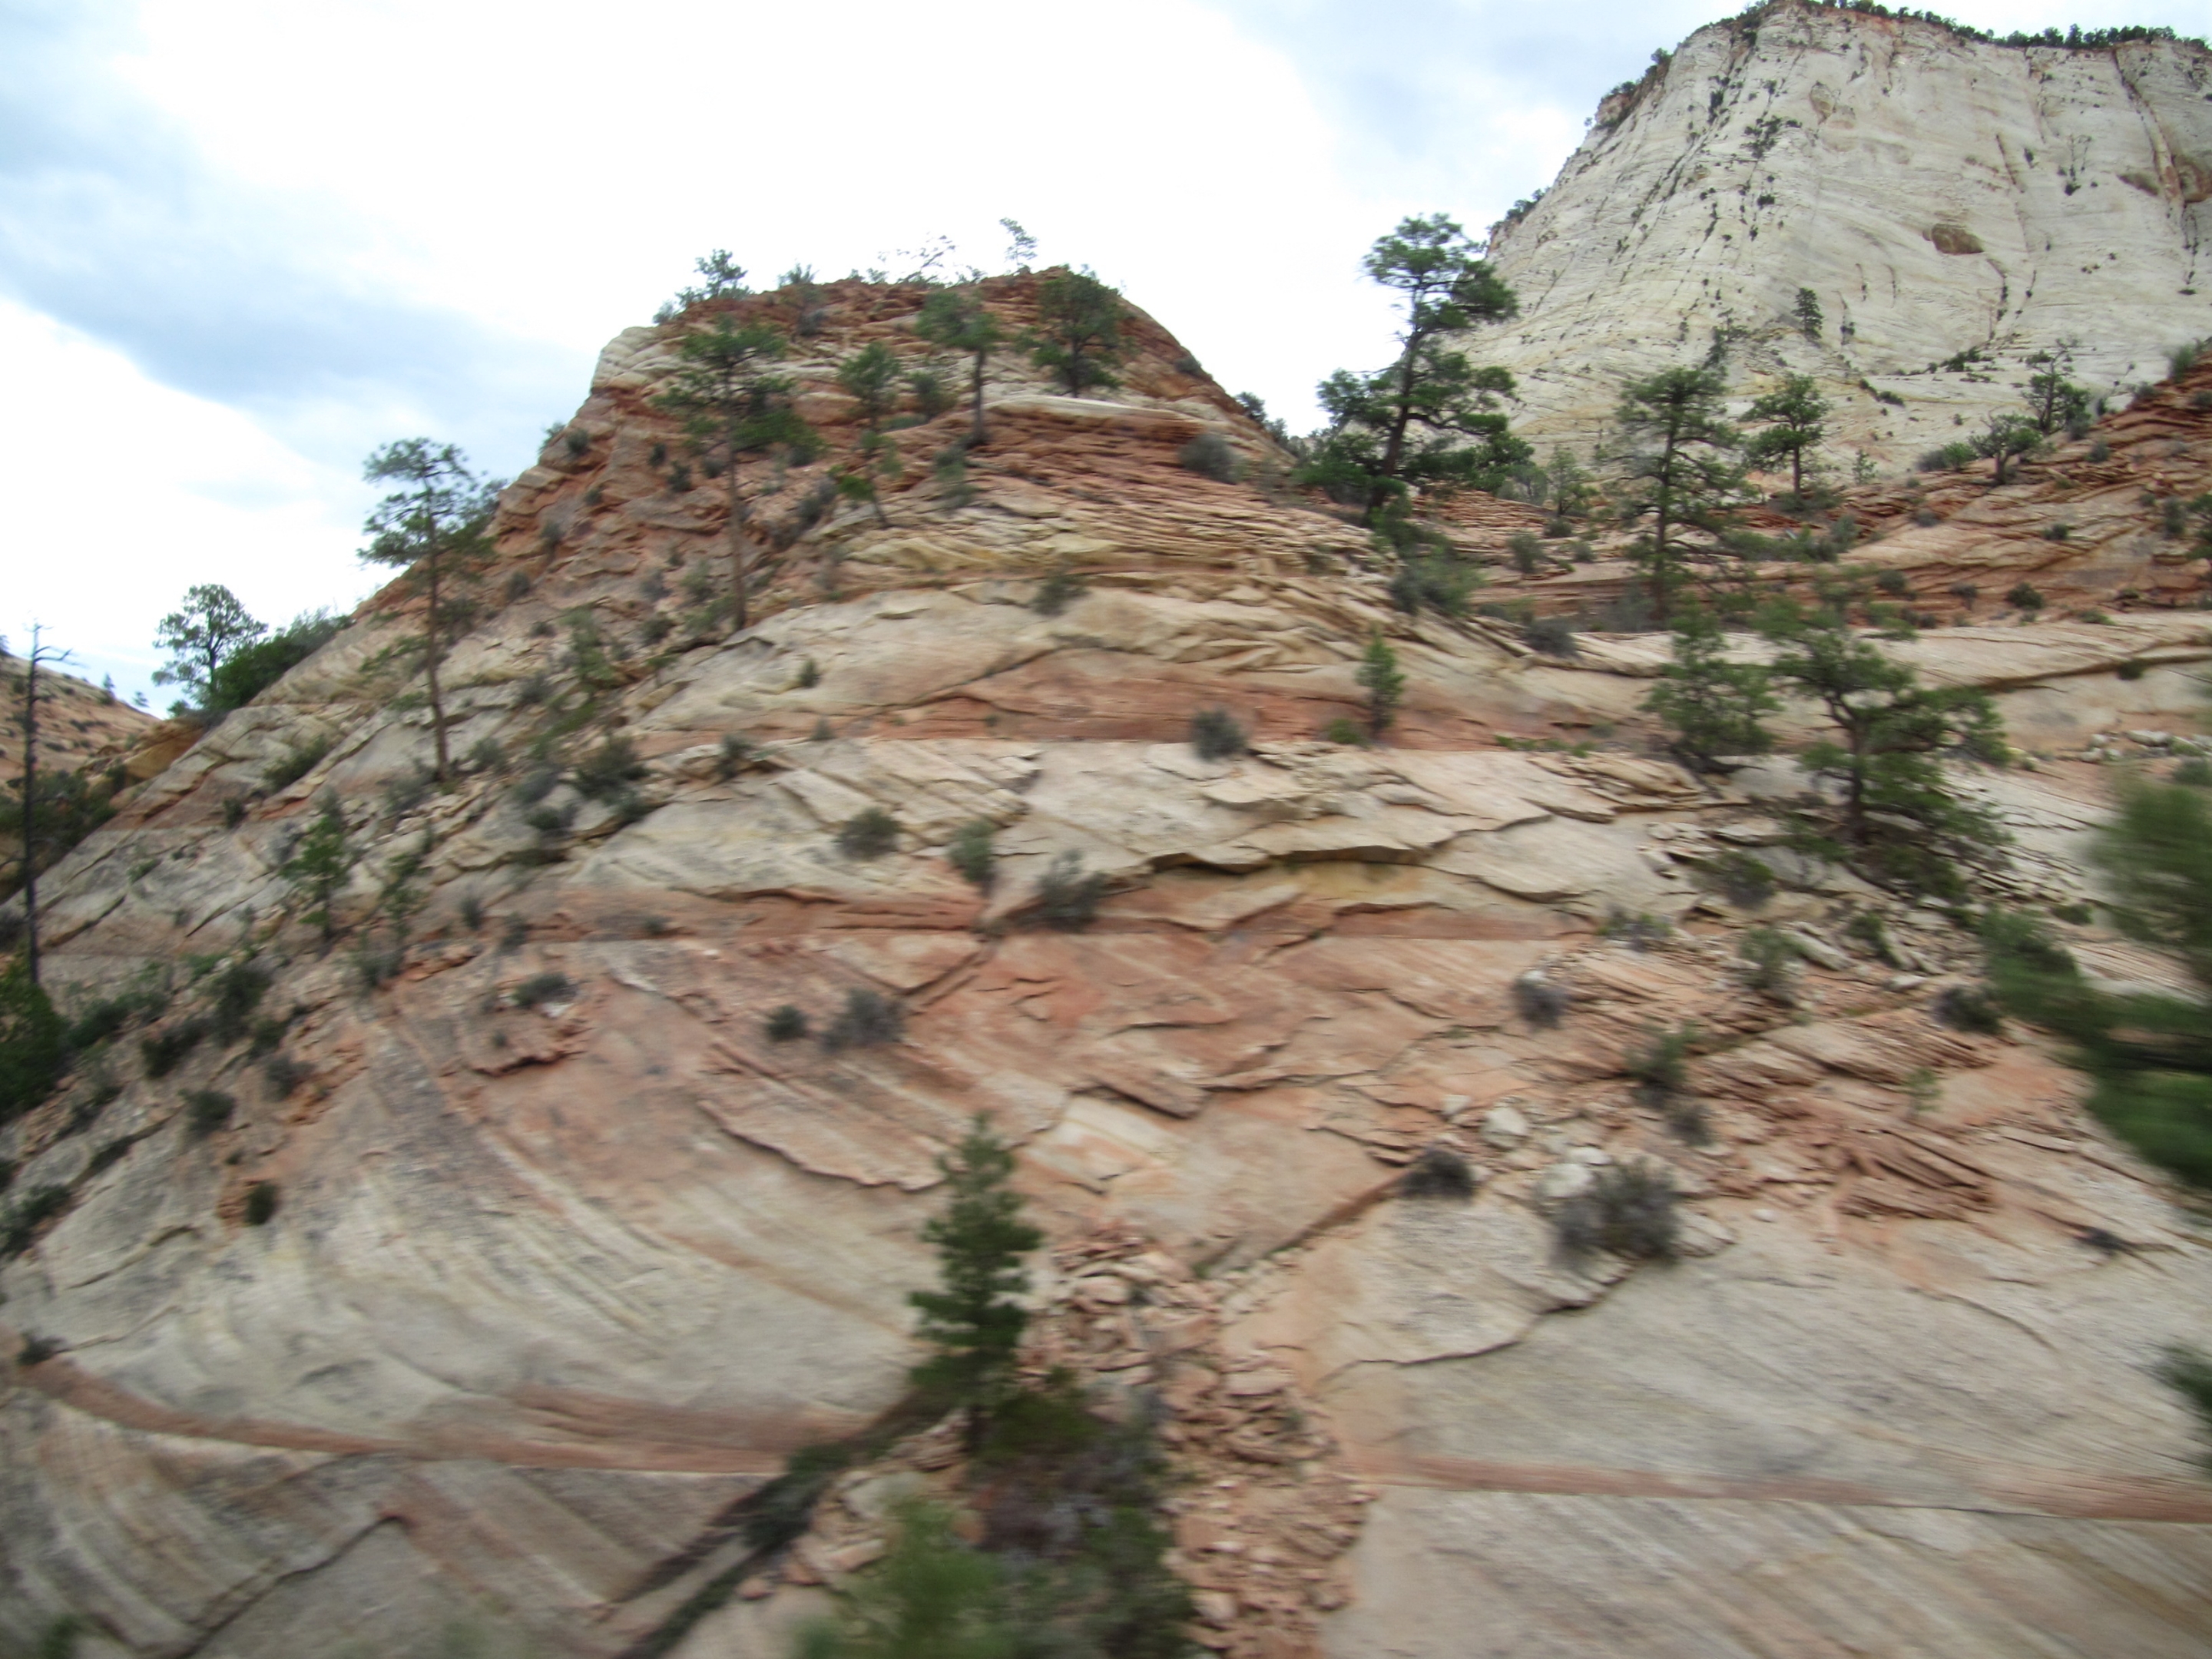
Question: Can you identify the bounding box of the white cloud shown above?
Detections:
[0,297,373,704]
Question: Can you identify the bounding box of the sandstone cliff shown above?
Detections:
[1483,0,2212,470]
[3,279,2211,1658]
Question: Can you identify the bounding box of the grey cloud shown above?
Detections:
[0,0,586,476]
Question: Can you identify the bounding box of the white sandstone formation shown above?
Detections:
[1482,0,2212,471]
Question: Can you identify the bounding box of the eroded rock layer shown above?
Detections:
[1485,0,2212,469]
[4,282,2210,1659]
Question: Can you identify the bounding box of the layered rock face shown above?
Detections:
[4,282,2212,1658]
[1484,0,2212,469]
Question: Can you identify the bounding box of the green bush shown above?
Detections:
[205,959,271,1045]
[260,735,333,793]
[1524,616,1580,657]
[1036,852,1108,931]
[764,1004,810,1042]
[823,988,904,1051]
[1178,432,1238,482]
[206,611,342,714]
[511,972,574,1008]
[743,1442,853,1551]
[1700,850,1776,909]
[714,733,752,780]
[1740,927,1800,997]
[948,821,996,889]
[1031,566,1085,617]
[1603,908,1671,950]
[2008,582,2045,612]
[1626,1024,1695,1100]
[572,737,645,800]
[1554,1161,1678,1260]
[243,1181,280,1226]
[1323,716,1365,745]
[184,1089,235,1136]
[1933,984,2004,1034]
[836,807,901,859]
[1399,1145,1475,1199]
[1388,554,1479,618]
[2174,758,2212,788]
[140,1016,210,1079]
[1,1184,68,1257]
[1,959,68,1124]
[1513,972,1570,1028]
[262,1053,306,1100]
[1508,529,1544,577]
[1190,707,1247,761]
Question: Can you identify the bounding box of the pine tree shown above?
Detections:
[1989,781,2212,1189]
[152,585,267,711]
[280,794,358,948]
[2024,340,2091,436]
[909,1115,1043,1428]
[654,313,812,631]
[837,341,902,432]
[915,287,1004,449]
[1296,214,1526,524]
[1743,374,1830,500]
[1356,631,1406,738]
[359,440,500,782]
[1972,411,2042,485]
[1763,597,2008,898]
[1027,270,1124,396]
[0,953,65,1123]
[1644,604,1778,773]
[1614,366,1745,623]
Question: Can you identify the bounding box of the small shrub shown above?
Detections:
[1389,554,1479,618]
[1740,926,1800,998]
[1178,432,1239,482]
[512,766,561,806]
[2044,522,2073,541]
[261,736,333,794]
[714,733,752,780]
[223,796,249,830]
[515,671,552,706]
[1876,568,1909,595]
[1190,707,1248,761]
[572,737,644,800]
[499,917,529,953]
[836,806,901,859]
[2008,582,2045,613]
[1949,581,1979,608]
[206,959,271,1045]
[1524,616,1580,658]
[2117,661,2146,681]
[796,657,821,690]
[2173,757,2212,788]
[459,894,486,932]
[1323,717,1366,746]
[2155,1344,2212,1472]
[822,987,904,1051]
[1032,565,1086,617]
[17,1333,61,1366]
[243,1181,279,1226]
[742,1442,853,1551]
[504,569,533,603]
[1036,851,1108,931]
[1554,1161,1678,1260]
[263,1052,306,1101]
[0,1184,68,1257]
[524,804,572,836]
[1913,507,1941,527]
[140,1017,210,1079]
[811,718,834,742]
[184,1089,235,1136]
[1399,1146,1475,1200]
[1508,530,1545,577]
[2088,439,2111,462]
[2162,497,2189,538]
[1700,850,1776,909]
[1513,972,1570,1029]
[1932,983,2003,1034]
[948,820,996,889]
[1625,1024,1695,1102]
[763,1004,810,1042]
[465,737,506,775]
[512,972,575,1009]
[1603,908,1671,951]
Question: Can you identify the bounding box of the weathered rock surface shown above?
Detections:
[1485,0,2212,470]
[5,275,2212,1659]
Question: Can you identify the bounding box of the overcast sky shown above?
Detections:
[5,0,2202,706]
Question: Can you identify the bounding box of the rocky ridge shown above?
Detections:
[1483,0,2212,470]
[2,279,2210,1657]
